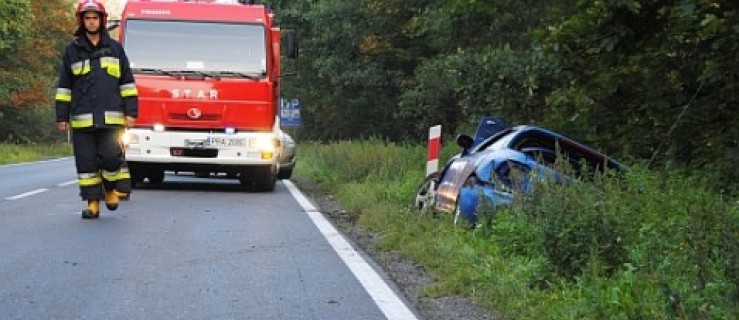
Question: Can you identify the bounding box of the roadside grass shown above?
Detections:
[0,143,72,165]
[294,139,738,320]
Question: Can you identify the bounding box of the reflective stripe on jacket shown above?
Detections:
[55,31,138,129]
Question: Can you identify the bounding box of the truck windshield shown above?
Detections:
[123,19,267,74]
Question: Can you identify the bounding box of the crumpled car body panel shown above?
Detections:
[430,120,622,224]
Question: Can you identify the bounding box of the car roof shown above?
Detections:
[471,125,623,172]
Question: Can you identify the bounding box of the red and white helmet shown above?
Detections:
[76,0,108,29]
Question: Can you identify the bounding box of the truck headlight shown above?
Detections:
[256,136,278,159]
[120,131,138,146]
[255,136,278,152]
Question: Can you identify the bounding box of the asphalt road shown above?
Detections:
[0,158,419,320]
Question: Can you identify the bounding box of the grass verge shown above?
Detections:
[294,139,738,320]
[0,143,72,165]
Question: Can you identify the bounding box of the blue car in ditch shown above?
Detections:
[413,117,623,225]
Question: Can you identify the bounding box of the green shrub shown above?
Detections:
[294,140,738,319]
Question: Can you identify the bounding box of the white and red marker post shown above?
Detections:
[426,125,441,177]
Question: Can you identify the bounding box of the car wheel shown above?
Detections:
[413,172,440,213]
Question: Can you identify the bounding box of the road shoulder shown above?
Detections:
[290,176,495,320]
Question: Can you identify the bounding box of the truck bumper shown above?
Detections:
[123,128,278,168]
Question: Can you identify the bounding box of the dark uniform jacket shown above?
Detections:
[55,31,138,129]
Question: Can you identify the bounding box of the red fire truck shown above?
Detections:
[114,0,297,191]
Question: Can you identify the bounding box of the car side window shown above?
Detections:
[493,160,531,192]
[513,135,559,161]
[521,147,557,165]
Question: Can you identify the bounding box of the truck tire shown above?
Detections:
[277,167,293,180]
[147,169,165,184]
[129,164,144,188]
[240,165,276,192]
[129,163,164,185]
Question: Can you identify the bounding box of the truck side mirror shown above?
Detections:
[284,30,298,59]
[106,20,120,32]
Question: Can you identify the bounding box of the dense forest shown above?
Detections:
[273,0,737,190]
[0,0,736,189]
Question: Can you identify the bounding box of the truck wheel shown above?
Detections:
[147,169,165,184]
[240,165,276,192]
[129,164,144,188]
[277,167,293,180]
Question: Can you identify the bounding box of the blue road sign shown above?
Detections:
[280,98,301,128]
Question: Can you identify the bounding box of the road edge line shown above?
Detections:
[0,157,72,168]
[283,180,420,320]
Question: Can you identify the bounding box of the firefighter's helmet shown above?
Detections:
[76,0,108,29]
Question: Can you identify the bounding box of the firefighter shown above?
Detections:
[55,0,138,219]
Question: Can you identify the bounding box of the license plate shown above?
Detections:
[207,136,246,147]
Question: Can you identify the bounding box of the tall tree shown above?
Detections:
[0,0,74,142]
[278,0,431,141]
[396,0,575,139]
[542,0,738,180]
[274,0,736,186]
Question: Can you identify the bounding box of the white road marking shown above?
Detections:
[0,157,71,168]
[284,180,419,320]
[2,180,74,202]
[5,188,49,200]
[56,180,78,187]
